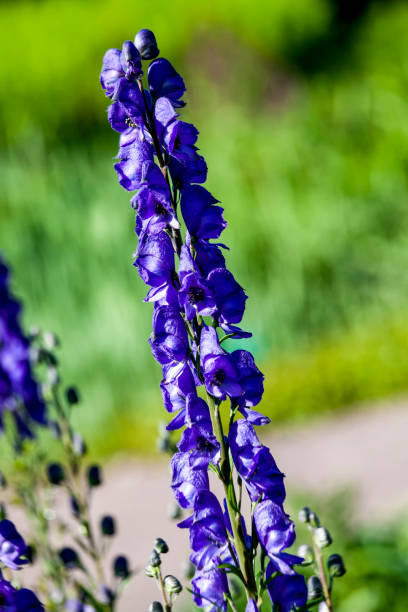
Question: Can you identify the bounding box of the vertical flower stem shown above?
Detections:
[312,535,333,612]
[206,392,257,602]
[156,567,171,612]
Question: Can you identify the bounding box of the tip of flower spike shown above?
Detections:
[135,28,160,60]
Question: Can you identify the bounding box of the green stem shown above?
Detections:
[206,393,257,601]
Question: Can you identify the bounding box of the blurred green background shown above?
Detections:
[2,0,408,455]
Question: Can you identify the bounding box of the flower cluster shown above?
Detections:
[0,519,44,611]
[101,29,307,610]
[0,257,46,441]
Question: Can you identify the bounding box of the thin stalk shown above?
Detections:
[206,392,257,601]
[311,533,333,612]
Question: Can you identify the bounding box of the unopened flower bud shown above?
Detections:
[48,420,62,439]
[25,544,36,564]
[100,515,116,536]
[47,366,60,386]
[154,538,169,554]
[98,584,114,605]
[121,41,142,79]
[327,553,346,577]
[29,325,40,339]
[145,564,158,578]
[113,555,130,578]
[0,471,7,488]
[307,575,323,600]
[309,511,320,528]
[297,544,314,565]
[66,386,80,405]
[43,331,59,350]
[87,465,102,487]
[73,432,87,456]
[134,29,160,60]
[59,547,80,569]
[163,575,182,595]
[168,502,182,520]
[70,496,80,518]
[149,603,164,612]
[47,463,65,485]
[149,550,161,567]
[298,506,311,523]
[183,559,195,579]
[314,527,332,549]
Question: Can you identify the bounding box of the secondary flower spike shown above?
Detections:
[101,27,306,611]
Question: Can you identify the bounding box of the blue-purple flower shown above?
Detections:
[200,327,242,400]
[0,520,27,570]
[229,419,285,504]
[171,451,209,509]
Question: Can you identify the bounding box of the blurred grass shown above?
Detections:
[2,1,408,454]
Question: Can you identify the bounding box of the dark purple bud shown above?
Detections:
[314,526,332,549]
[100,515,116,536]
[163,575,182,595]
[0,471,7,488]
[307,575,323,600]
[87,465,102,487]
[65,386,80,405]
[154,537,169,554]
[46,463,65,485]
[149,603,164,612]
[25,543,36,564]
[72,432,87,456]
[120,41,142,79]
[298,506,311,523]
[70,495,80,518]
[134,29,159,59]
[58,547,80,569]
[149,549,161,567]
[327,553,346,577]
[113,555,130,578]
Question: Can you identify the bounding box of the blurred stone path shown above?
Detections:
[91,397,408,610]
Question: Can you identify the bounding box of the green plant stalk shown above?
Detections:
[206,392,257,602]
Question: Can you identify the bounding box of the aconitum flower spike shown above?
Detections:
[135,29,159,59]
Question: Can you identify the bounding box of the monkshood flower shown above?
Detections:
[0,520,27,570]
[0,573,44,612]
[229,419,286,504]
[0,257,46,440]
[265,569,308,612]
[101,29,306,611]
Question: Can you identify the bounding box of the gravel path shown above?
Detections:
[89,396,408,611]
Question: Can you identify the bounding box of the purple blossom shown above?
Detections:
[200,327,242,400]
[245,601,259,612]
[179,272,216,321]
[177,395,219,467]
[230,350,265,409]
[181,186,227,240]
[148,58,186,107]
[149,305,190,365]
[190,238,226,277]
[160,361,196,415]
[207,268,247,326]
[131,161,179,235]
[266,570,307,612]
[228,420,285,503]
[171,451,209,509]
[169,154,207,187]
[0,520,27,570]
[253,500,301,572]
[191,561,229,612]
[114,128,154,191]
[134,231,174,287]
[0,257,46,439]
[120,41,142,80]
[185,490,228,570]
